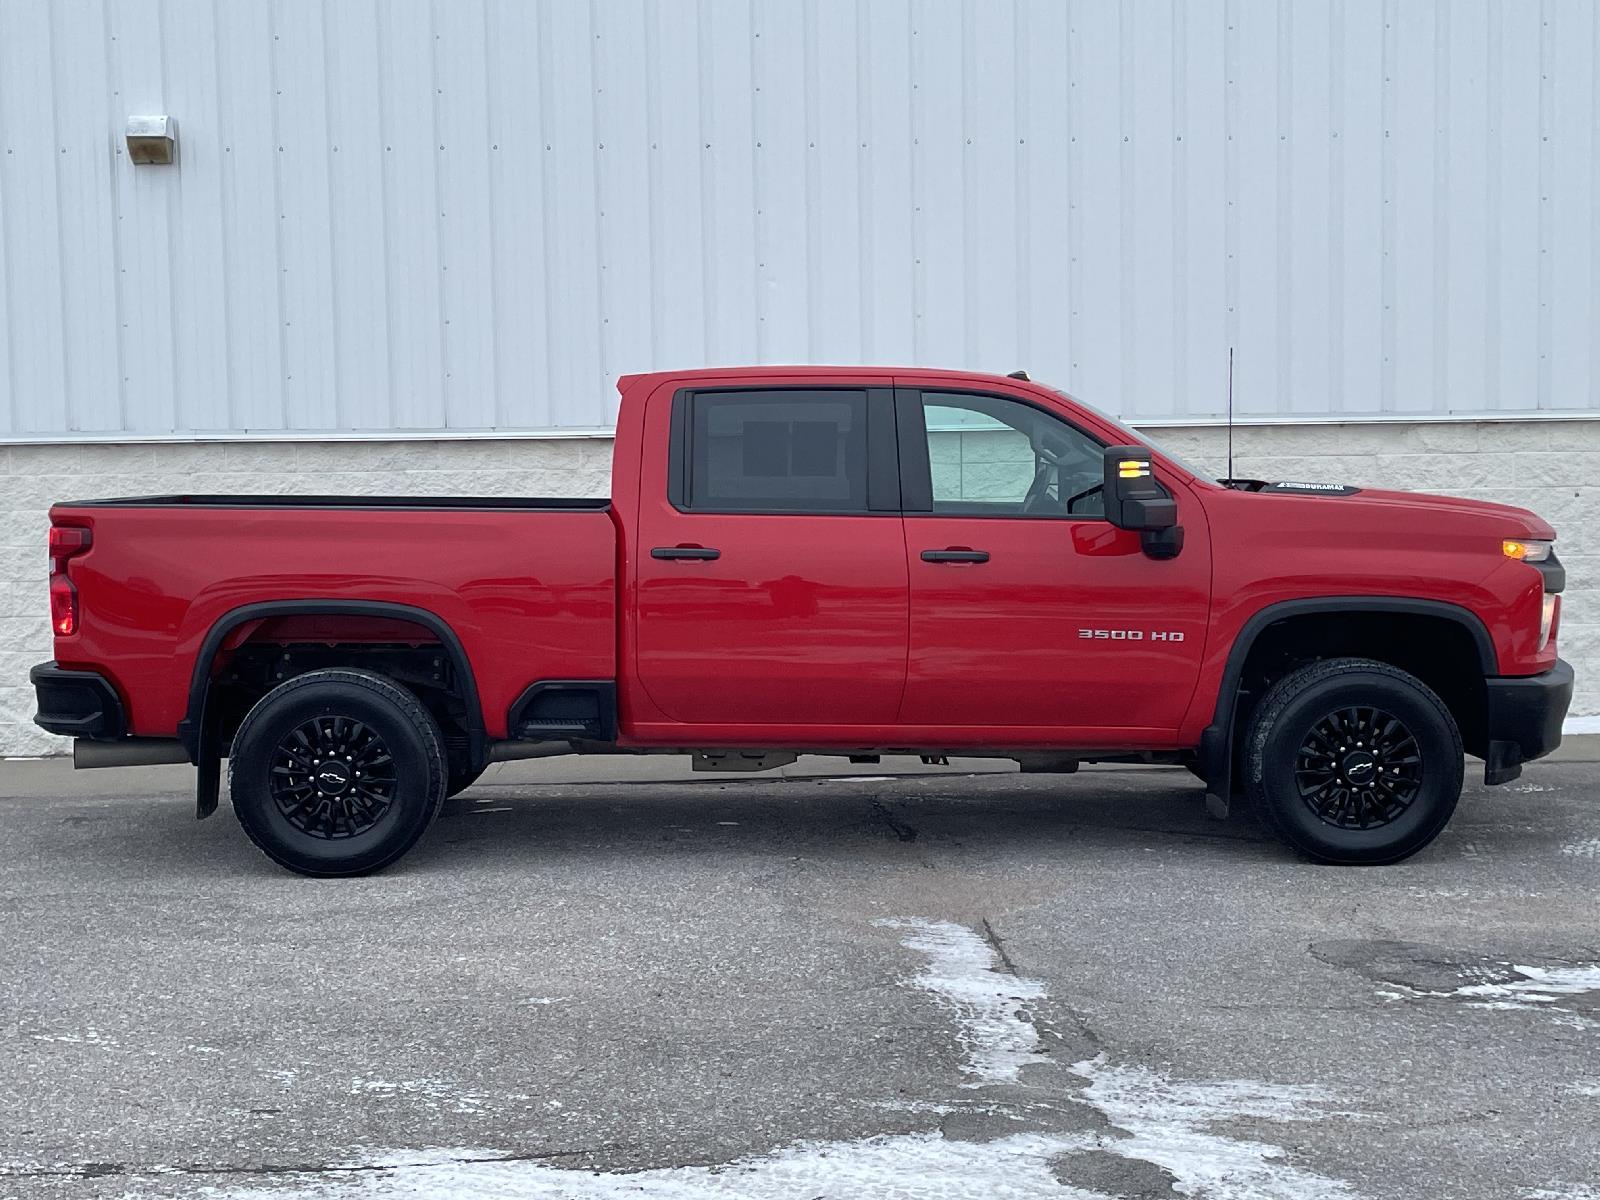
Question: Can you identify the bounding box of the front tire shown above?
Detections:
[1244,657,1463,865]
[228,669,448,877]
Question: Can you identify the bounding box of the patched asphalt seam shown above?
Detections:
[871,797,920,842]
[981,916,1020,976]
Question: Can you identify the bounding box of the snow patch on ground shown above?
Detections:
[871,917,1050,1086]
[1561,838,1600,859]
[1373,963,1600,1023]
[1071,1057,1355,1200]
[1449,965,1600,1012]
[201,1133,1109,1200]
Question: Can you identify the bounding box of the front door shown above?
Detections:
[633,384,909,726]
[895,386,1210,738]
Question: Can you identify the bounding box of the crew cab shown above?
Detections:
[32,367,1573,875]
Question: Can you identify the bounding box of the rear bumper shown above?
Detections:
[30,661,127,740]
[1482,658,1574,785]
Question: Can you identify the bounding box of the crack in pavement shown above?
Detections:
[0,1145,636,1183]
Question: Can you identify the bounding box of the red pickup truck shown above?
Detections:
[32,367,1572,876]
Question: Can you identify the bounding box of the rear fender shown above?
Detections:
[179,600,486,818]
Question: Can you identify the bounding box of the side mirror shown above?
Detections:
[1102,445,1184,560]
[1103,446,1176,530]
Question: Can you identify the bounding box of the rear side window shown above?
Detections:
[684,390,870,513]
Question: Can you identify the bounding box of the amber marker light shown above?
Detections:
[1502,539,1553,562]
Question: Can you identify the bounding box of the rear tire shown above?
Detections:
[228,669,447,877]
[1244,657,1462,865]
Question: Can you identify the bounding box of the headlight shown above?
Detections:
[1502,538,1554,562]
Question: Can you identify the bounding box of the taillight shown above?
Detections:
[48,524,92,637]
[50,526,92,559]
[50,575,77,635]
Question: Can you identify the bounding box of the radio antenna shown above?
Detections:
[1225,346,1235,485]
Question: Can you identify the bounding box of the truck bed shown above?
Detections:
[56,494,612,510]
[49,495,619,740]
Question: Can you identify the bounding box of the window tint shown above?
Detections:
[921,392,1106,518]
[688,390,869,512]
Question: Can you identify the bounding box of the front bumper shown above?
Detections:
[30,661,126,740]
[1482,658,1574,785]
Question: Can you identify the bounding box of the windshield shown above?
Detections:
[1050,387,1218,483]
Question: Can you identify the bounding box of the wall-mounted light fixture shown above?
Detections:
[125,115,177,165]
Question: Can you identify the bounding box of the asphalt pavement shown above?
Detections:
[1,751,1597,1199]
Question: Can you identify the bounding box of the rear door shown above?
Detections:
[894,384,1210,737]
[632,383,909,726]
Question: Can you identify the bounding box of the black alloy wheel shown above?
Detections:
[229,668,448,876]
[1293,705,1422,830]
[1245,657,1462,865]
[269,715,398,839]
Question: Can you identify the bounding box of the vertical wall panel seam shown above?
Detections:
[375,0,400,428]
[960,0,977,367]
[749,0,765,359]
[643,0,663,371]
[854,0,873,360]
[803,0,820,361]
[480,0,503,427]
[0,9,16,431]
[588,0,608,386]
[1379,0,1397,412]
[1066,0,1081,376]
[430,0,452,417]
[1592,0,1600,410]
[1328,0,1345,414]
[1117,0,1135,408]
[211,0,237,429]
[159,0,181,431]
[535,5,559,416]
[1014,0,1030,371]
[908,2,923,361]
[1484,0,1500,411]
[1223,0,1238,369]
[268,0,290,427]
[45,2,74,429]
[1170,0,1187,418]
[100,0,129,430]
[1275,1,1292,413]
[1536,0,1553,408]
[1432,0,1449,412]
[695,0,715,363]
[320,0,344,426]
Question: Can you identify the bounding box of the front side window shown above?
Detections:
[686,390,869,512]
[921,391,1106,518]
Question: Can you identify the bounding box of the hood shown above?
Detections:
[1224,479,1556,540]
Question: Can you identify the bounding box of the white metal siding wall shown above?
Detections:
[0,0,1596,439]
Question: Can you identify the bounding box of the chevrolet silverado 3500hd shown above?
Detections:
[32,367,1572,875]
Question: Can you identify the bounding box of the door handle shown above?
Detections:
[921,548,990,564]
[652,545,721,560]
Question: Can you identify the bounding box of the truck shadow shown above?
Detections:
[403,768,1280,872]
